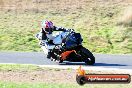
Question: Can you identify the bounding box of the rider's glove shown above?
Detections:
[67,29,74,32]
[63,29,67,32]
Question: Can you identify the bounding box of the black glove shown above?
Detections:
[59,28,66,31]
[48,40,54,45]
[68,29,74,32]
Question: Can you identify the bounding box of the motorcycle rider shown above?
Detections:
[40,20,67,59]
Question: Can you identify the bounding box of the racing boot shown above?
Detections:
[47,51,52,59]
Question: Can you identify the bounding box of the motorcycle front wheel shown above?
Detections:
[80,47,95,65]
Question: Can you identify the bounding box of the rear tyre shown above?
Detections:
[80,47,95,65]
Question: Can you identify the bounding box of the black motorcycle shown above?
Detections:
[50,29,95,65]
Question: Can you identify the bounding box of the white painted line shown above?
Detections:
[0,63,132,74]
[38,65,132,74]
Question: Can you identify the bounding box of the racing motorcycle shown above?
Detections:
[36,29,95,65]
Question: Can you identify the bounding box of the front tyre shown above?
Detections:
[80,47,95,65]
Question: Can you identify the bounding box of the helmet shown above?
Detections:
[41,20,54,29]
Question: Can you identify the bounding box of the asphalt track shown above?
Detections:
[0,52,132,69]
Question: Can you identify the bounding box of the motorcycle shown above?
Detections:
[36,29,95,65]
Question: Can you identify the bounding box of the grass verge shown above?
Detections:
[0,0,132,54]
[0,64,131,88]
[0,64,40,71]
[0,82,131,88]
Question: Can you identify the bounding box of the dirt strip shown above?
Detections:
[0,68,131,84]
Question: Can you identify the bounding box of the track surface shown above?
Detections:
[0,52,132,69]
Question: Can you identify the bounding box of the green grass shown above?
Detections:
[0,64,131,88]
[0,64,41,71]
[0,0,132,54]
[0,82,131,88]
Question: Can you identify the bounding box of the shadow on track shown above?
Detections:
[94,63,127,66]
[59,62,127,66]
